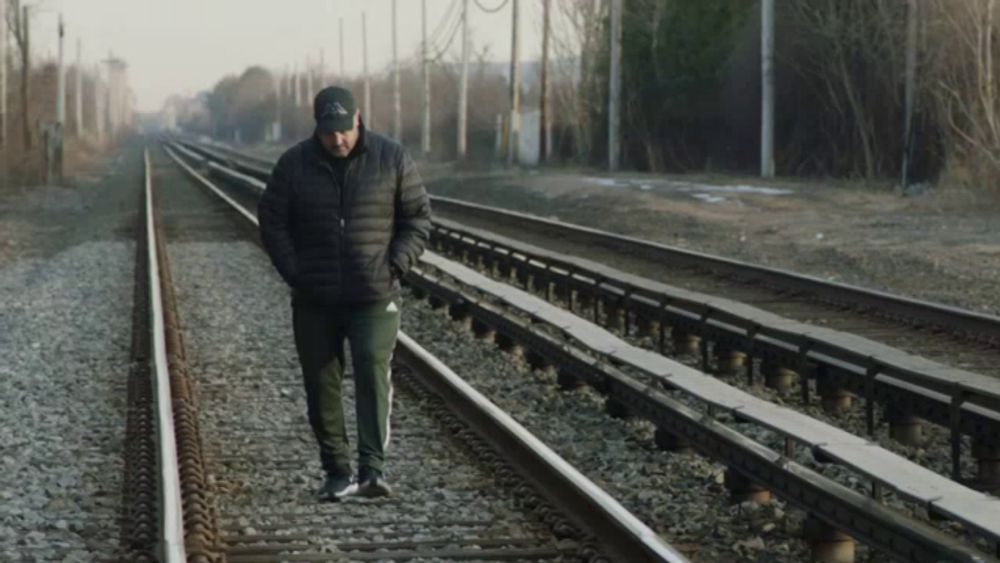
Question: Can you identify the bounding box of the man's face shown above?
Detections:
[319,111,360,157]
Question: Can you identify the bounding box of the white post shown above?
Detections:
[421,0,432,155]
[608,0,621,171]
[457,0,469,159]
[363,12,372,128]
[339,18,345,79]
[393,0,402,141]
[75,38,82,136]
[761,0,775,178]
[93,64,104,143]
[507,0,520,166]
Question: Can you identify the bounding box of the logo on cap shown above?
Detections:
[322,102,350,118]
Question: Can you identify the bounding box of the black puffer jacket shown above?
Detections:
[258,126,431,305]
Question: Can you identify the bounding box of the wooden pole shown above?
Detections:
[457,0,469,159]
[421,0,431,155]
[363,12,371,128]
[540,0,551,163]
[901,0,918,188]
[507,0,521,166]
[0,0,7,151]
[761,0,776,178]
[608,0,621,171]
[56,15,64,126]
[93,63,103,143]
[392,0,402,141]
[75,38,82,136]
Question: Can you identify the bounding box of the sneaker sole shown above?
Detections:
[318,483,358,502]
[357,483,392,498]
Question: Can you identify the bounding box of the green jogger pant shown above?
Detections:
[292,297,401,476]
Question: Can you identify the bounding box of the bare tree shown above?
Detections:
[7,0,31,150]
[928,0,1000,190]
[549,0,606,163]
[785,0,907,179]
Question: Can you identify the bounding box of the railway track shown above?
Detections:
[160,137,1000,561]
[177,138,1000,490]
[122,144,688,562]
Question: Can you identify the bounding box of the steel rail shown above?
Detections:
[177,139,1000,482]
[161,142,691,563]
[426,219,1000,466]
[396,332,690,563]
[172,136,1000,349]
[178,139,1000,469]
[402,268,997,562]
[165,139,1000,561]
[176,143,992,556]
[428,196,1000,345]
[143,149,187,562]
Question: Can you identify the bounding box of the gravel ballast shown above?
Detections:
[0,146,140,561]
[156,148,596,561]
[401,296,813,562]
[160,145,891,561]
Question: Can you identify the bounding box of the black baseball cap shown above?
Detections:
[313,86,357,133]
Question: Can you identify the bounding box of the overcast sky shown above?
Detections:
[33,0,546,111]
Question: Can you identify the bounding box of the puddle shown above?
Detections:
[583,176,794,204]
[675,183,794,196]
[692,193,728,204]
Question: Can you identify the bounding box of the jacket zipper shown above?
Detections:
[338,159,358,294]
[321,153,359,296]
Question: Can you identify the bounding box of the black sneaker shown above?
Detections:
[317,472,357,502]
[356,466,392,498]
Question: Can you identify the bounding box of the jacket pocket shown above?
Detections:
[366,249,392,290]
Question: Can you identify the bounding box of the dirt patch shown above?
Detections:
[0,144,140,265]
[425,168,1000,315]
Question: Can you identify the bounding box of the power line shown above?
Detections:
[409,0,463,65]
[426,7,464,62]
[473,0,509,14]
[426,0,461,52]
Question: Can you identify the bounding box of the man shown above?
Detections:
[258,86,431,501]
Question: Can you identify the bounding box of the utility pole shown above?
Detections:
[760,0,775,178]
[901,0,918,188]
[305,57,314,101]
[292,66,299,107]
[284,65,290,106]
[507,0,520,166]
[362,12,372,128]
[93,64,103,143]
[392,0,401,141]
[56,15,64,126]
[103,54,127,137]
[1,0,6,184]
[75,38,82,136]
[1,0,7,152]
[20,3,30,150]
[540,0,551,163]
[273,68,281,141]
[457,0,469,159]
[421,0,431,155]
[608,0,621,171]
